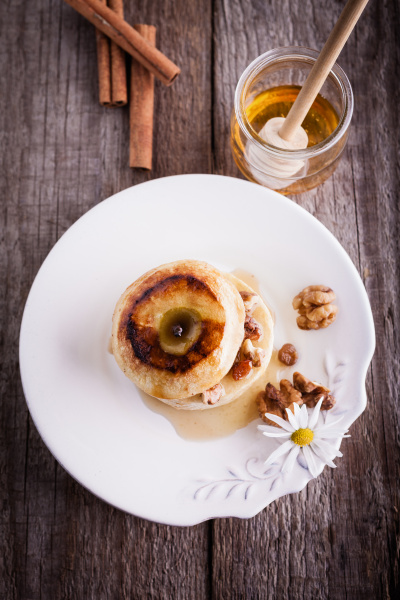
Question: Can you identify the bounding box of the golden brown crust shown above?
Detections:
[151,273,274,410]
[122,275,224,374]
[111,260,246,399]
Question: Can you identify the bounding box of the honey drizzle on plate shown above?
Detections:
[139,349,283,441]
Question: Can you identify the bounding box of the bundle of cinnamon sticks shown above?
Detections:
[63,0,180,170]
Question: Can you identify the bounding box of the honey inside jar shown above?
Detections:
[232,86,340,194]
[231,48,353,194]
[159,308,202,355]
[245,85,339,147]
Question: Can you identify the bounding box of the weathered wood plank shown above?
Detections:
[0,0,399,598]
[0,0,212,598]
[212,0,399,599]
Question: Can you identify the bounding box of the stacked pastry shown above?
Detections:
[111,260,274,409]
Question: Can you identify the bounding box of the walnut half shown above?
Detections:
[256,379,302,427]
[293,285,338,330]
[257,371,335,427]
[293,372,336,410]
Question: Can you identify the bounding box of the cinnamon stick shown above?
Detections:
[108,0,127,106]
[63,0,180,86]
[130,25,156,170]
[95,0,111,106]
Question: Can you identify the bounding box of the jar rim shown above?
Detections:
[234,46,354,160]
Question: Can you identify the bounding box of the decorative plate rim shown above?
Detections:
[19,174,375,526]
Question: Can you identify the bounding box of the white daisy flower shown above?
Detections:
[258,398,350,478]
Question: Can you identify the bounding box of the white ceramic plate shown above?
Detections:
[20,175,375,526]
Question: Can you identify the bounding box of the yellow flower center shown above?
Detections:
[291,428,314,447]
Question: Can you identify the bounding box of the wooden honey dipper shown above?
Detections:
[261,0,369,156]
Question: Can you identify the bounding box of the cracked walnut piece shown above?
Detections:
[256,380,302,427]
[231,291,264,380]
[293,285,338,330]
[239,291,259,314]
[202,383,225,405]
[244,315,262,340]
[256,371,336,427]
[241,338,266,368]
[231,339,265,381]
[240,289,263,341]
[292,372,336,409]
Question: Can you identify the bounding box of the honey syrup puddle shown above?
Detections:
[139,350,283,441]
[231,268,261,293]
[139,268,282,441]
[231,268,276,324]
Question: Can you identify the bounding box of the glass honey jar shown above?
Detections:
[230,47,354,195]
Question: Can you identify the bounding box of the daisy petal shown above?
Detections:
[281,444,300,473]
[285,407,299,430]
[308,397,323,430]
[258,423,291,434]
[299,404,309,428]
[303,444,320,478]
[313,417,344,432]
[311,442,337,468]
[312,438,343,459]
[262,432,292,439]
[264,440,294,465]
[314,430,349,439]
[263,413,295,432]
[292,402,302,420]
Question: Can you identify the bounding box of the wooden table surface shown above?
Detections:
[1,0,399,598]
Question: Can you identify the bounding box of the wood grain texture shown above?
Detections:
[212,1,399,599]
[0,0,398,599]
[279,0,370,141]
[0,1,212,598]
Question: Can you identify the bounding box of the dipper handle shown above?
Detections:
[279,0,369,142]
